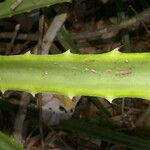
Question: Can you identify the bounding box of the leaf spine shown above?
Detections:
[111,46,122,55]
[68,94,74,99]
[1,90,4,95]
[64,49,71,55]
[105,96,114,103]
[24,51,32,56]
[31,92,36,97]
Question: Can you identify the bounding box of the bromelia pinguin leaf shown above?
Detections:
[0,49,150,102]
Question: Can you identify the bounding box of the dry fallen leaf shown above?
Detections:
[41,93,80,125]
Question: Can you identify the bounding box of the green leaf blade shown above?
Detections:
[0,0,71,19]
[0,132,24,150]
[0,51,150,101]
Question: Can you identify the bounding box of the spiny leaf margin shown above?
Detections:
[0,50,150,102]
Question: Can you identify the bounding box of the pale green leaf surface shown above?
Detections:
[0,50,149,102]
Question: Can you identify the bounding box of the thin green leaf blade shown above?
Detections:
[0,0,71,19]
[59,119,150,150]
[0,132,24,150]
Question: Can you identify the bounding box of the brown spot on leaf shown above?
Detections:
[115,70,132,76]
